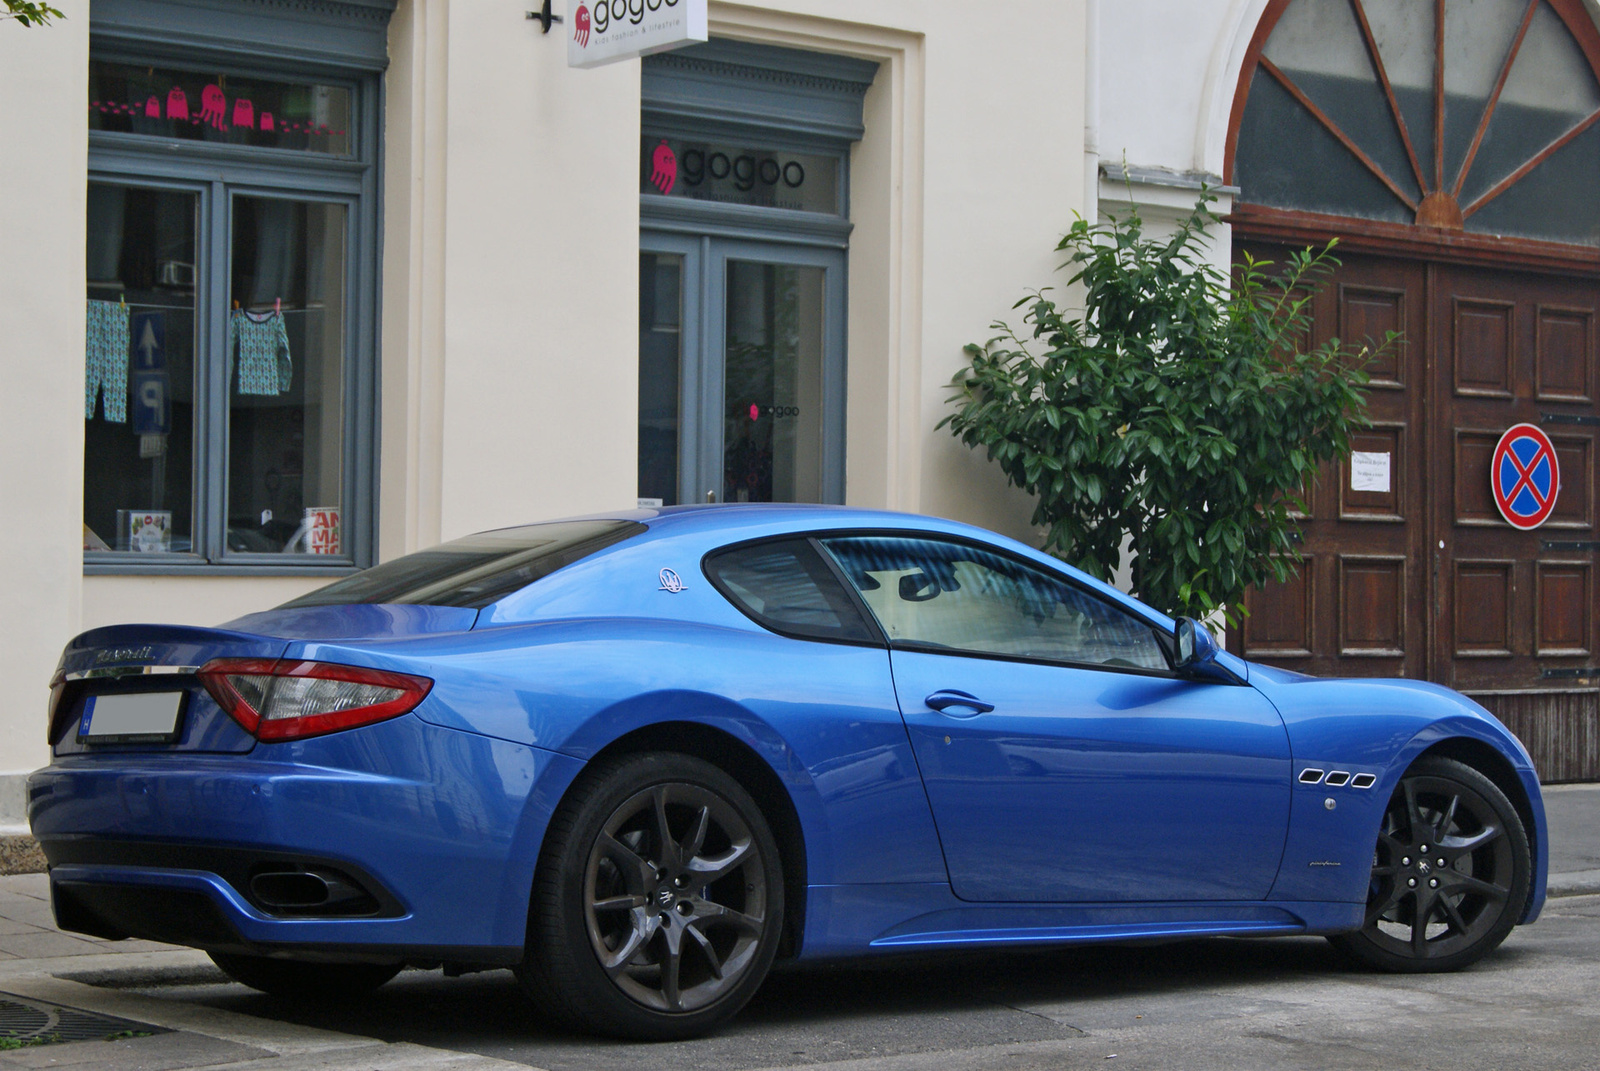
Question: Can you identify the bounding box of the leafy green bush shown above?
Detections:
[2,2,63,27]
[941,199,1381,622]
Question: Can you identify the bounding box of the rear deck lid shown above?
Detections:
[51,624,287,755]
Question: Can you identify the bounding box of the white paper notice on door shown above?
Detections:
[1350,451,1392,493]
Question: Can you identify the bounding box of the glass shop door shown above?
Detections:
[639,234,846,506]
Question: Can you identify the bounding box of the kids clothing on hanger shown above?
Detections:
[228,307,293,396]
[85,299,130,422]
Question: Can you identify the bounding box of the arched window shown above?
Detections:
[1230,0,1600,246]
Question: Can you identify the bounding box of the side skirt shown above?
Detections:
[798,883,1366,959]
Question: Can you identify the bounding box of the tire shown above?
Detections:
[208,951,403,998]
[518,752,784,1040]
[1329,756,1531,973]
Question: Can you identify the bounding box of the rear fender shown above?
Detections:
[556,691,837,888]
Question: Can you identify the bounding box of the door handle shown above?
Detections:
[924,689,995,716]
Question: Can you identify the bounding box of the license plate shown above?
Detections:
[78,692,185,742]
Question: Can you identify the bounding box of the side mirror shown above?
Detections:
[1173,617,1227,679]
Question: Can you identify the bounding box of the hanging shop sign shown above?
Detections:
[569,0,708,69]
[1491,423,1560,530]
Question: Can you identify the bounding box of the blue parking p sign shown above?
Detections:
[129,311,169,436]
[132,371,170,435]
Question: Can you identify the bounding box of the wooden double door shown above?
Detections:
[1231,245,1599,779]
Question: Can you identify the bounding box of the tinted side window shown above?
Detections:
[821,536,1170,671]
[705,539,879,644]
[280,520,646,610]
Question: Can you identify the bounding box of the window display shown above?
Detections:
[85,47,376,569]
[227,197,346,554]
[89,61,352,156]
[84,184,196,554]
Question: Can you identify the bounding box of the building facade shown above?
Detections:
[0,0,1595,821]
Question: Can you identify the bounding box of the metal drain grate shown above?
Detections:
[0,993,166,1047]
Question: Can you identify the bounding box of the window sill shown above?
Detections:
[84,557,359,578]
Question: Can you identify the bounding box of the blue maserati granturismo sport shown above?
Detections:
[30,506,1546,1039]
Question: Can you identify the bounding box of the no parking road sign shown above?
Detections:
[1491,423,1560,530]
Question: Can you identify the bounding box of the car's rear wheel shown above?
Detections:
[208,951,403,997]
[1329,756,1530,972]
[518,752,783,1040]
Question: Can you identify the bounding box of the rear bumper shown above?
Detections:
[27,716,587,958]
[48,864,521,966]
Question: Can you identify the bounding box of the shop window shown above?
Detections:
[638,40,876,507]
[84,5,385,570]
[90,60,352,155]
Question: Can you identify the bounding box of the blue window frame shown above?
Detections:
[639,41,877,508]
[83,0,392,575]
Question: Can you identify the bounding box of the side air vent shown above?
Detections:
[1298,768,1326,784]
[1324,771,1351,787]
[1350,773,1377,789]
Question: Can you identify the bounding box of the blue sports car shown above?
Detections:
[30,506,1546,1039]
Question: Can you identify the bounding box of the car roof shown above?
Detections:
[531,503,1036,544]
[471,504,1178,635]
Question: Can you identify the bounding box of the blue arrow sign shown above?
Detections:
[130,311,165,372]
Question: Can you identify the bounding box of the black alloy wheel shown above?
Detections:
[519,752,783,1040]
[1330,756,1531,972]
[208,951,403,997]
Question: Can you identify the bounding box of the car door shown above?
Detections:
[819,534,1293,903]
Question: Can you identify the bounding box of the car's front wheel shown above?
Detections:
[518,752,784,1040]
[1330,756,1531,972]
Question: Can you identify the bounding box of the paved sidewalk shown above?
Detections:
[0,877,539,1069]
[0,784,1590,1070]
[1543,782,1600,896]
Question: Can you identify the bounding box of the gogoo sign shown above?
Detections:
[569,0,708,69]
[1491,423,1561,530]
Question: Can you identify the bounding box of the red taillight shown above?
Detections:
[46,680,69,745]
[198,659,433,742]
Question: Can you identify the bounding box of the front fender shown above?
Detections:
[1256,675,1546,918]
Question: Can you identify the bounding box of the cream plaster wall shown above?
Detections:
[382,0,1089,554]
[1099,0,1246,177]
[0,4,89,812]
[381,1,645,551]
[80,577,328,631]
[710,1,1086,545]
[1087,0,1266,350]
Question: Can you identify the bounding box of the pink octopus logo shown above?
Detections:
[200,85,229,130]
[573,3,591,46]
[650,141,677,195]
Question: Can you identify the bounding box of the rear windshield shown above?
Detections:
[280,520,647,610]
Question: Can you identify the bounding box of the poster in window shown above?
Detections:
[303,507,341,555]
[118,510,172,553]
